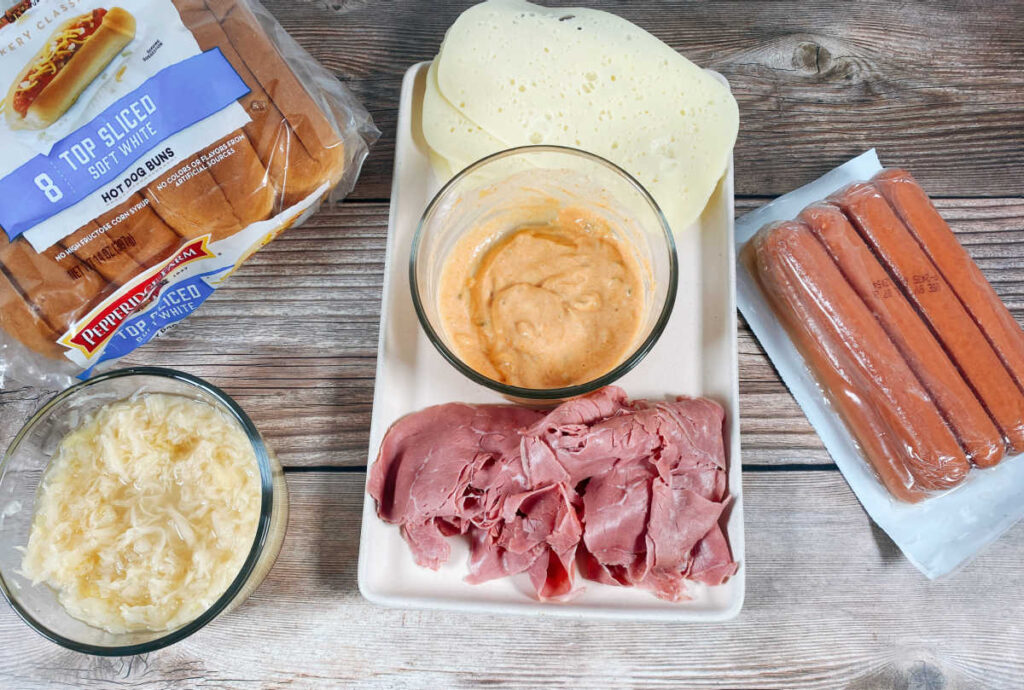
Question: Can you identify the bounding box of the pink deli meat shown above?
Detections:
[366,387,737,602]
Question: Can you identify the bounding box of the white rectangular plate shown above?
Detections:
[358,62,744,621]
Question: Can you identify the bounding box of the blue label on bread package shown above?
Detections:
[0,48,249,240]
[77,269,223,380]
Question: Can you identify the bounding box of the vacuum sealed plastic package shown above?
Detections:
[736,150,1024,577]
[0,0,379,387]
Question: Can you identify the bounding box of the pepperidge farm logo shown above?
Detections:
[61,236,214,356]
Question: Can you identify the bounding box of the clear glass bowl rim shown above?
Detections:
[0,366,276,656]
[409,144,679,400]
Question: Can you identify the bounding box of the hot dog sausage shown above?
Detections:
[873,169,1024,394]
[749,220,969,499]
[833,183,1024,452]
[799,203,1005,468]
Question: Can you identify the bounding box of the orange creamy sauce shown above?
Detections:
[439,207,645,389]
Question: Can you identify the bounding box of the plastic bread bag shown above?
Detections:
[0,0,379,388]
[735,150,1024,578]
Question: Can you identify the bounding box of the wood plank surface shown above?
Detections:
[0,471,1020,689]
[1,1,1022,687]
[255,0,1024,201]
[5,199,1020,468]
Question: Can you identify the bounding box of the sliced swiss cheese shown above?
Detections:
[422,58,507,175]
[426,0,738,233]
[427,148,457,180]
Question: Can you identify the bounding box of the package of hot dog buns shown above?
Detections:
[736,150,1024,578]
[0,0,378,386]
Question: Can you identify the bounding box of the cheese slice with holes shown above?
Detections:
[422,58,507,176]
[424,0,738,233]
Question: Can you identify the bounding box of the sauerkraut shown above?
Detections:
[20,393,262,634]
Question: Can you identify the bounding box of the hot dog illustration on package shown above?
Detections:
[4,7,136,130]
[0,0,377,386]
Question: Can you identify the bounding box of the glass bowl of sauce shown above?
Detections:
[411,145,678,401]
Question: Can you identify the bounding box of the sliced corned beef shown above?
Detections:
[367,386,736,601]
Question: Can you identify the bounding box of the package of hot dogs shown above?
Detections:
[736,150,1024,577]
[0,0,378,386]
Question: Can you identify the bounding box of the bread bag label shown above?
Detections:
[63,187,327,374]
[61,233,212,354]
[0,0,251,248]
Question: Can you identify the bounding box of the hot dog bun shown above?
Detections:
[206,132,276,226]
[96,196,182,269]
[0,234,111,332]
[210,0,347,192]
[59,219,140,285]
[5,8,135,130]
[60,196,182,283]
[145,131,274,241]
[174,0,326,207]
[145,164,242,241]
[0,267,63,358]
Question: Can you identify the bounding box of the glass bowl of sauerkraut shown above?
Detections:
[0,367,288,655]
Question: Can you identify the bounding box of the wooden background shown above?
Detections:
[2,0,1023,687]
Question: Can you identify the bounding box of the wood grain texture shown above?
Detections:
[0,471,1021,689]
[0,2,1021,686]
[2,198,1022,468]
[257,0,1024,201]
